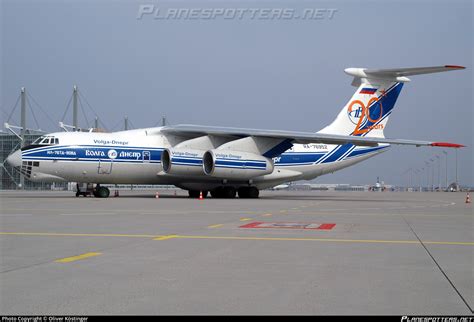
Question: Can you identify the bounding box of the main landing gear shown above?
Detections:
[237,186,259,199]
[188,186,259,199]
[188,190,208,198]
[211,186,236,199]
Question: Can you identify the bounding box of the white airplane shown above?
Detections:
[6,65,465,198]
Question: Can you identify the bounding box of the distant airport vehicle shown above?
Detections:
[6,65,465,198]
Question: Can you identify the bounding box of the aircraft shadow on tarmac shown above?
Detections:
[1,192,417,203]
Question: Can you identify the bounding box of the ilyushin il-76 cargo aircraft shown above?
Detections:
[6,65,465,198]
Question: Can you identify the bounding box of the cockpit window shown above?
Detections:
[32,136,58,146]
[22,135,59,151]
[32,136,44,144]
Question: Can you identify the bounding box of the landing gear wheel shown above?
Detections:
[95,186,110,198]
[223,187,236,198]
[238,187,248,198]
[188,190,208,198]
[211,187,236,198]
[238,187,259,198]
[248,187,259,198]
[188,190,199,198]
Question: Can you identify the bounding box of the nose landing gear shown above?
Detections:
[75,183,110,198]
[94,186,110,198]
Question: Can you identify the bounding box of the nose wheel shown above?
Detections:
[75,183,110,197]
[93,186,110,198]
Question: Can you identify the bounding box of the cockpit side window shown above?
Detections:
[33,136,45,144]
[22,135,59,151]
[33,136,58,145]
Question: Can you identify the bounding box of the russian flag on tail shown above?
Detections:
[359,87,377,95]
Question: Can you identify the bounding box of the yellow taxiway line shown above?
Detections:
[1,232,473,246]
[172,235,474,246]
[0,232,158,238]
[153,235,178,241]
[55,252,102,263]
[208,224,224,229]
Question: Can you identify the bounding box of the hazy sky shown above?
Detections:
[1,0,472,186]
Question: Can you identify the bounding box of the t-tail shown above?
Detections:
[318,65,465,138]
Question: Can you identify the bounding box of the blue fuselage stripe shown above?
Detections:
[21,143,388,168]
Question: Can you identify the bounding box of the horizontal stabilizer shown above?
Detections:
[345,65,465,83]
[364,65,465,77]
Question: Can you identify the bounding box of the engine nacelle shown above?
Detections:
[161,148,205,176]
[203,150,274,179]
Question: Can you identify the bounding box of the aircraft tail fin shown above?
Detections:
[318,65,465,138]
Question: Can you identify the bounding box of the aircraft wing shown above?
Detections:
[160,124,464,148]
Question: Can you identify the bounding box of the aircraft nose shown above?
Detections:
[6,149,22,167]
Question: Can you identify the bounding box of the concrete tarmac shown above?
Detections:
[0,190,472,315]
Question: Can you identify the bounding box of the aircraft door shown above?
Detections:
[98,159,113,174]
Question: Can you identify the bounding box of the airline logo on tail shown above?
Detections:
[347,88,385,135]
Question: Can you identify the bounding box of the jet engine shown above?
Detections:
[161,148,205,176]
[202,149,274,179]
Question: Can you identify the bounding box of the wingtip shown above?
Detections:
[431,142,465,148]
[444,65,466,69]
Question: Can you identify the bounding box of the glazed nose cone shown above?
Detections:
[6,149,22,167]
